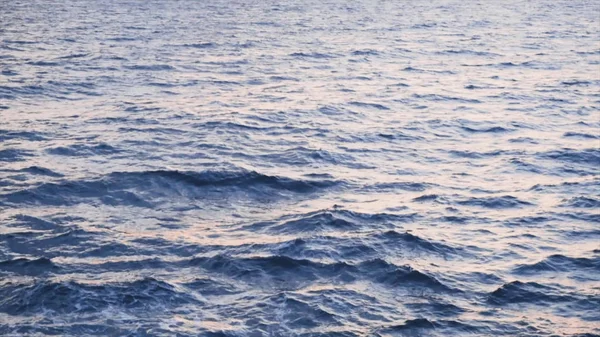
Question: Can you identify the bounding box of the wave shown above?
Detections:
[0,130,47,142]
[123,64,175,71]
[242,209,417,234]
[57,53,90,59]
[561,80,594,86]
[449,150,508,159]
[186,254,452,291]
[255,146,362,168]
[348,101,390,110]
[560,196,600,208]
[182,42,217,49]
[0,82,100,99]
[188,254,355,285]
[375,230,461,256]
[377,318,486,335]
[0,278,200,315]
[460,126,512,133]
[513,254,600,275]
[351,49,379,56]
[0,257,58,276]
[540,148,600,166]
[289,52,336,59]
[487,281,597,310]
[457,196,534,209]
[563,132,599,139]
[264,293,340,329]
[413,194,446,203]
[413,94,481,104]
[8,214,64,230]
[46,143,121,157]
[365,181,431,192]
[0,169,340,207]
[0,149,34,162]
[439,49,500,57]
[358,258,453,291]
[27,61,60,67]
[106,37,137,42]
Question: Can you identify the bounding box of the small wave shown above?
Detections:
[449,150,507,159]
[182,278,240,296]
[563,132,599,139]
[351,49,379,56]
[290,52,335,59]
[509,137,538,144]
[560,196,600,208]
[0,130,47,142]
[358,259,453,291]
[57,53,89,59]
[27,61,60,67]
[492,61,559,70]
[0,257,58,276]
[0,278,200,315]
[106,37,137,42]
[438,49,500,57]
[46,143,121,157]
[188,254,356,285]
[488,281,573,305]
[182,42,217,49]
[0,149,33,162]
[248,211,360,234]
[540,148,600,166]
[559,212,600,223]
[124,64,175,71]
[413,93,480,104]
[458,196,534,209]
[0,169,339,207]
[460,126,512,133]
[376,132,423,141]
[113,169,339,193]
[377,319,485,336]
[348,101,390,110]
[561,80,593,86]
[269,75,300,81]
[8,214,63,230]
[375,230,460,256]
[413,194,445,202]
[193,121,271,131]
[243,209,415,234]
[513,254,600,275]
[272,236,378,261]
[265,293,340,329]
[189,255,451,291]
[3,40,37,45]
[368,181,430,192]
[10,166,62,177]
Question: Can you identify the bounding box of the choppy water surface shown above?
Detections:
[1,0,599,336]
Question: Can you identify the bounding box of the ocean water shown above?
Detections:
[1,0,599,336]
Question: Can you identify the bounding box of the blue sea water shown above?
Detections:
[1,0,599,336]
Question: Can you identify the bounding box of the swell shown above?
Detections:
[0,257,59,276]
[0,169,341,207]
[0,277,201,315]
[187,254,454,291]
[487,280,599,312]
[513,254,600,275]
[241,208,419,234]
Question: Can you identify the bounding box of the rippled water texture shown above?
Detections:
[1,0,599,336]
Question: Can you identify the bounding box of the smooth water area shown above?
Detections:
[0,0,599,336]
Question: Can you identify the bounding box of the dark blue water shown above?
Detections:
[1,0,599,336]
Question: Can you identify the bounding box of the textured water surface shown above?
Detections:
[1,0,599,336]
